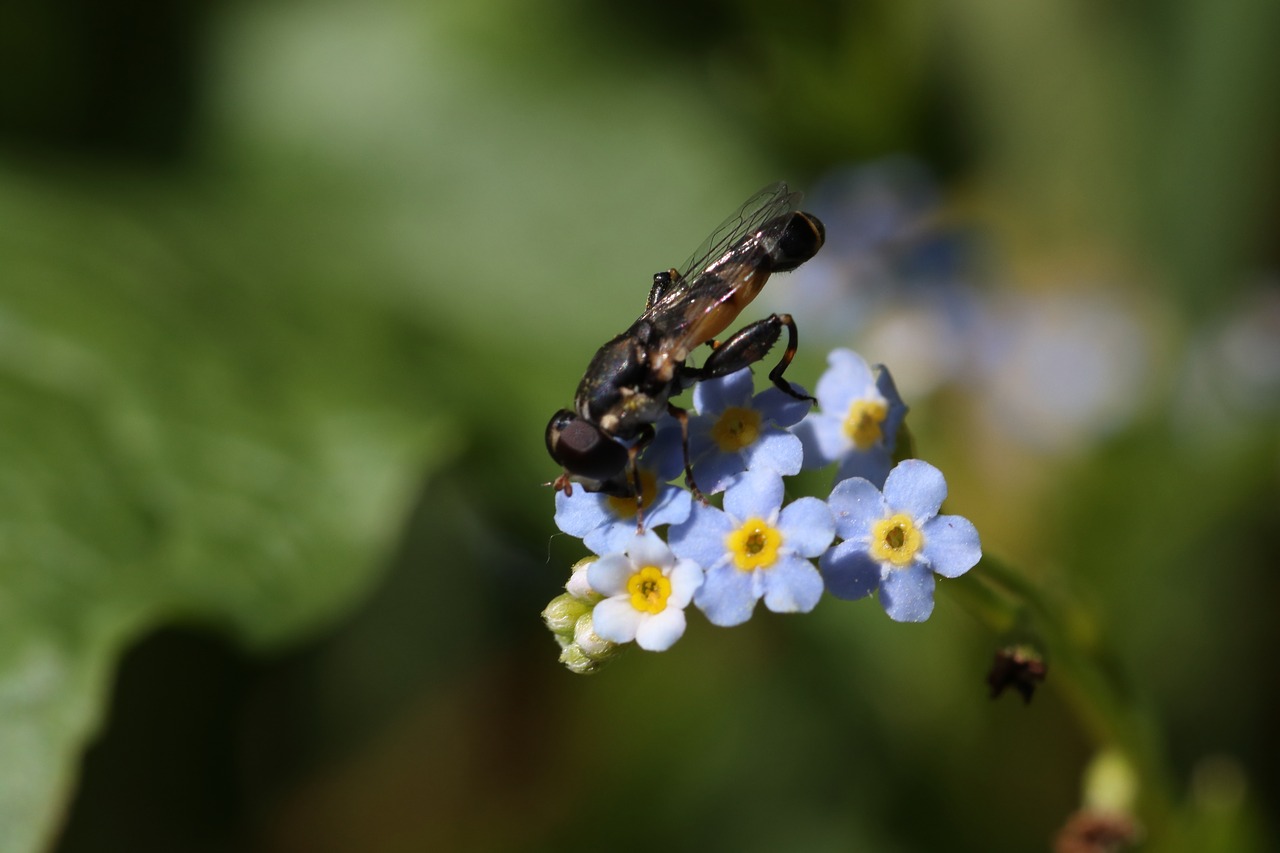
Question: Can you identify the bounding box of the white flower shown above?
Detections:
[587,531,704,651]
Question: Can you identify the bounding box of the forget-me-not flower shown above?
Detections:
[793,348,907,487]
[553,421,692,553]
[588,530,704,651]
[668,468,834,626]
[686,368,810,494]
[820,459,980,622]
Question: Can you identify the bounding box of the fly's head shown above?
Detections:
[545,408,630,494]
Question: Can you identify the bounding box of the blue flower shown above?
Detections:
[553,422,691,553]
[792,348,907,487]
[820,459,981,622]
[686,368,810,494]
[668,468,834,626]
[588,530,704,651]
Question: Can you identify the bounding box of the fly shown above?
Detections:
[545,182,825,521]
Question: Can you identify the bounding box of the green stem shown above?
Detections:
[946,554,1178,839]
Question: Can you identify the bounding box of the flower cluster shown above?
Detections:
[543,348,982,672]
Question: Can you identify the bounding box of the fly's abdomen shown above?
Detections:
[763,212,825,273]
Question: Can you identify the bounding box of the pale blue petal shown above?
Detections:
[553,489,612,538]
[880,564,937,622]
[691,450,747,495]
[583,523,634,556]
[815,349,876,413]
[777,497,835,557]
[668,502,734,569]
[755,386,812,428]
[693,368,754,414]
[587,554,635,597]
[723,468,784,520]
[792,413,848,470]
[694,563,758,626]
[883,459,946,522]
[819,540,882,601]
[639,423,688,481]
[592,597,643,642]
[761,556,825,613]
[873,365,908,442]
[834,448,893,489]
[827,476,888,541]
[921,514,982,578]
[634,608,687,651]
[742,428,803,476]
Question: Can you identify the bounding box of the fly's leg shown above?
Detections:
[665,402,707,506]
[696,313,815,402]
[646,269,681,311]
[627,424,656,532]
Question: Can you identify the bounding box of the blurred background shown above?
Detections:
[1,0,1278,850]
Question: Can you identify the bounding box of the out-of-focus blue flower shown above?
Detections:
[793,348,907,487]
[588,530,704,652]
[668,468,834,626]
[972,290,1150,453]
[771,158,975,344]
[686,368,810,494]
[553,421,691,553]
[821,459,980,622]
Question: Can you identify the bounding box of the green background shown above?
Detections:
[2,0,1278,850]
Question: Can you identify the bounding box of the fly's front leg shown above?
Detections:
[627,424,656,532]
[646,269,681,311]
[699,313,815,402]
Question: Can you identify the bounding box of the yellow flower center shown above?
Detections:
[843,399,887,450]
[606,469,659,520]
[711,406,763,452]
[869,513,924,567]
[726,517,782,571]
[627,565,672,614]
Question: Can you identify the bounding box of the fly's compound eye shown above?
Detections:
[766,211,826,272]
[545,410,629,482]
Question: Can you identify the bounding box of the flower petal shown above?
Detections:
[834,448,893,489]
[553,490,612,538]
[819,540,882,601]
[792,413,849,470]
[754,386,811,428]
[694,563,758,626]
[921,514,982,578]
[815,348,876,413]
[667,558,705,608]
[626,529,674,570]
[777,496,835,557]
[723,468,784,520]
[827,476,888,541]
[692,368,754,414]
[634,607,687,651]
[760,556,825,613]
[873,364,908,441]
[587,553,637,596]
[668,502,734,569]
[882,459,947,523]
[741,428,803,477]
[691,449,748,495]
[880,564,937,622]
[592,597,643,642]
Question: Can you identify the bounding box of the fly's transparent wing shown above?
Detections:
[674,182,801,283]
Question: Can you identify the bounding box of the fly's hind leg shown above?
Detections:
[697,313,815,402]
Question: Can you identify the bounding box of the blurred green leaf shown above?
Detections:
[0,165,458,852]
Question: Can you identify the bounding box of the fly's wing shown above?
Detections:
[641,182,802,351]
[674,182,800,284]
